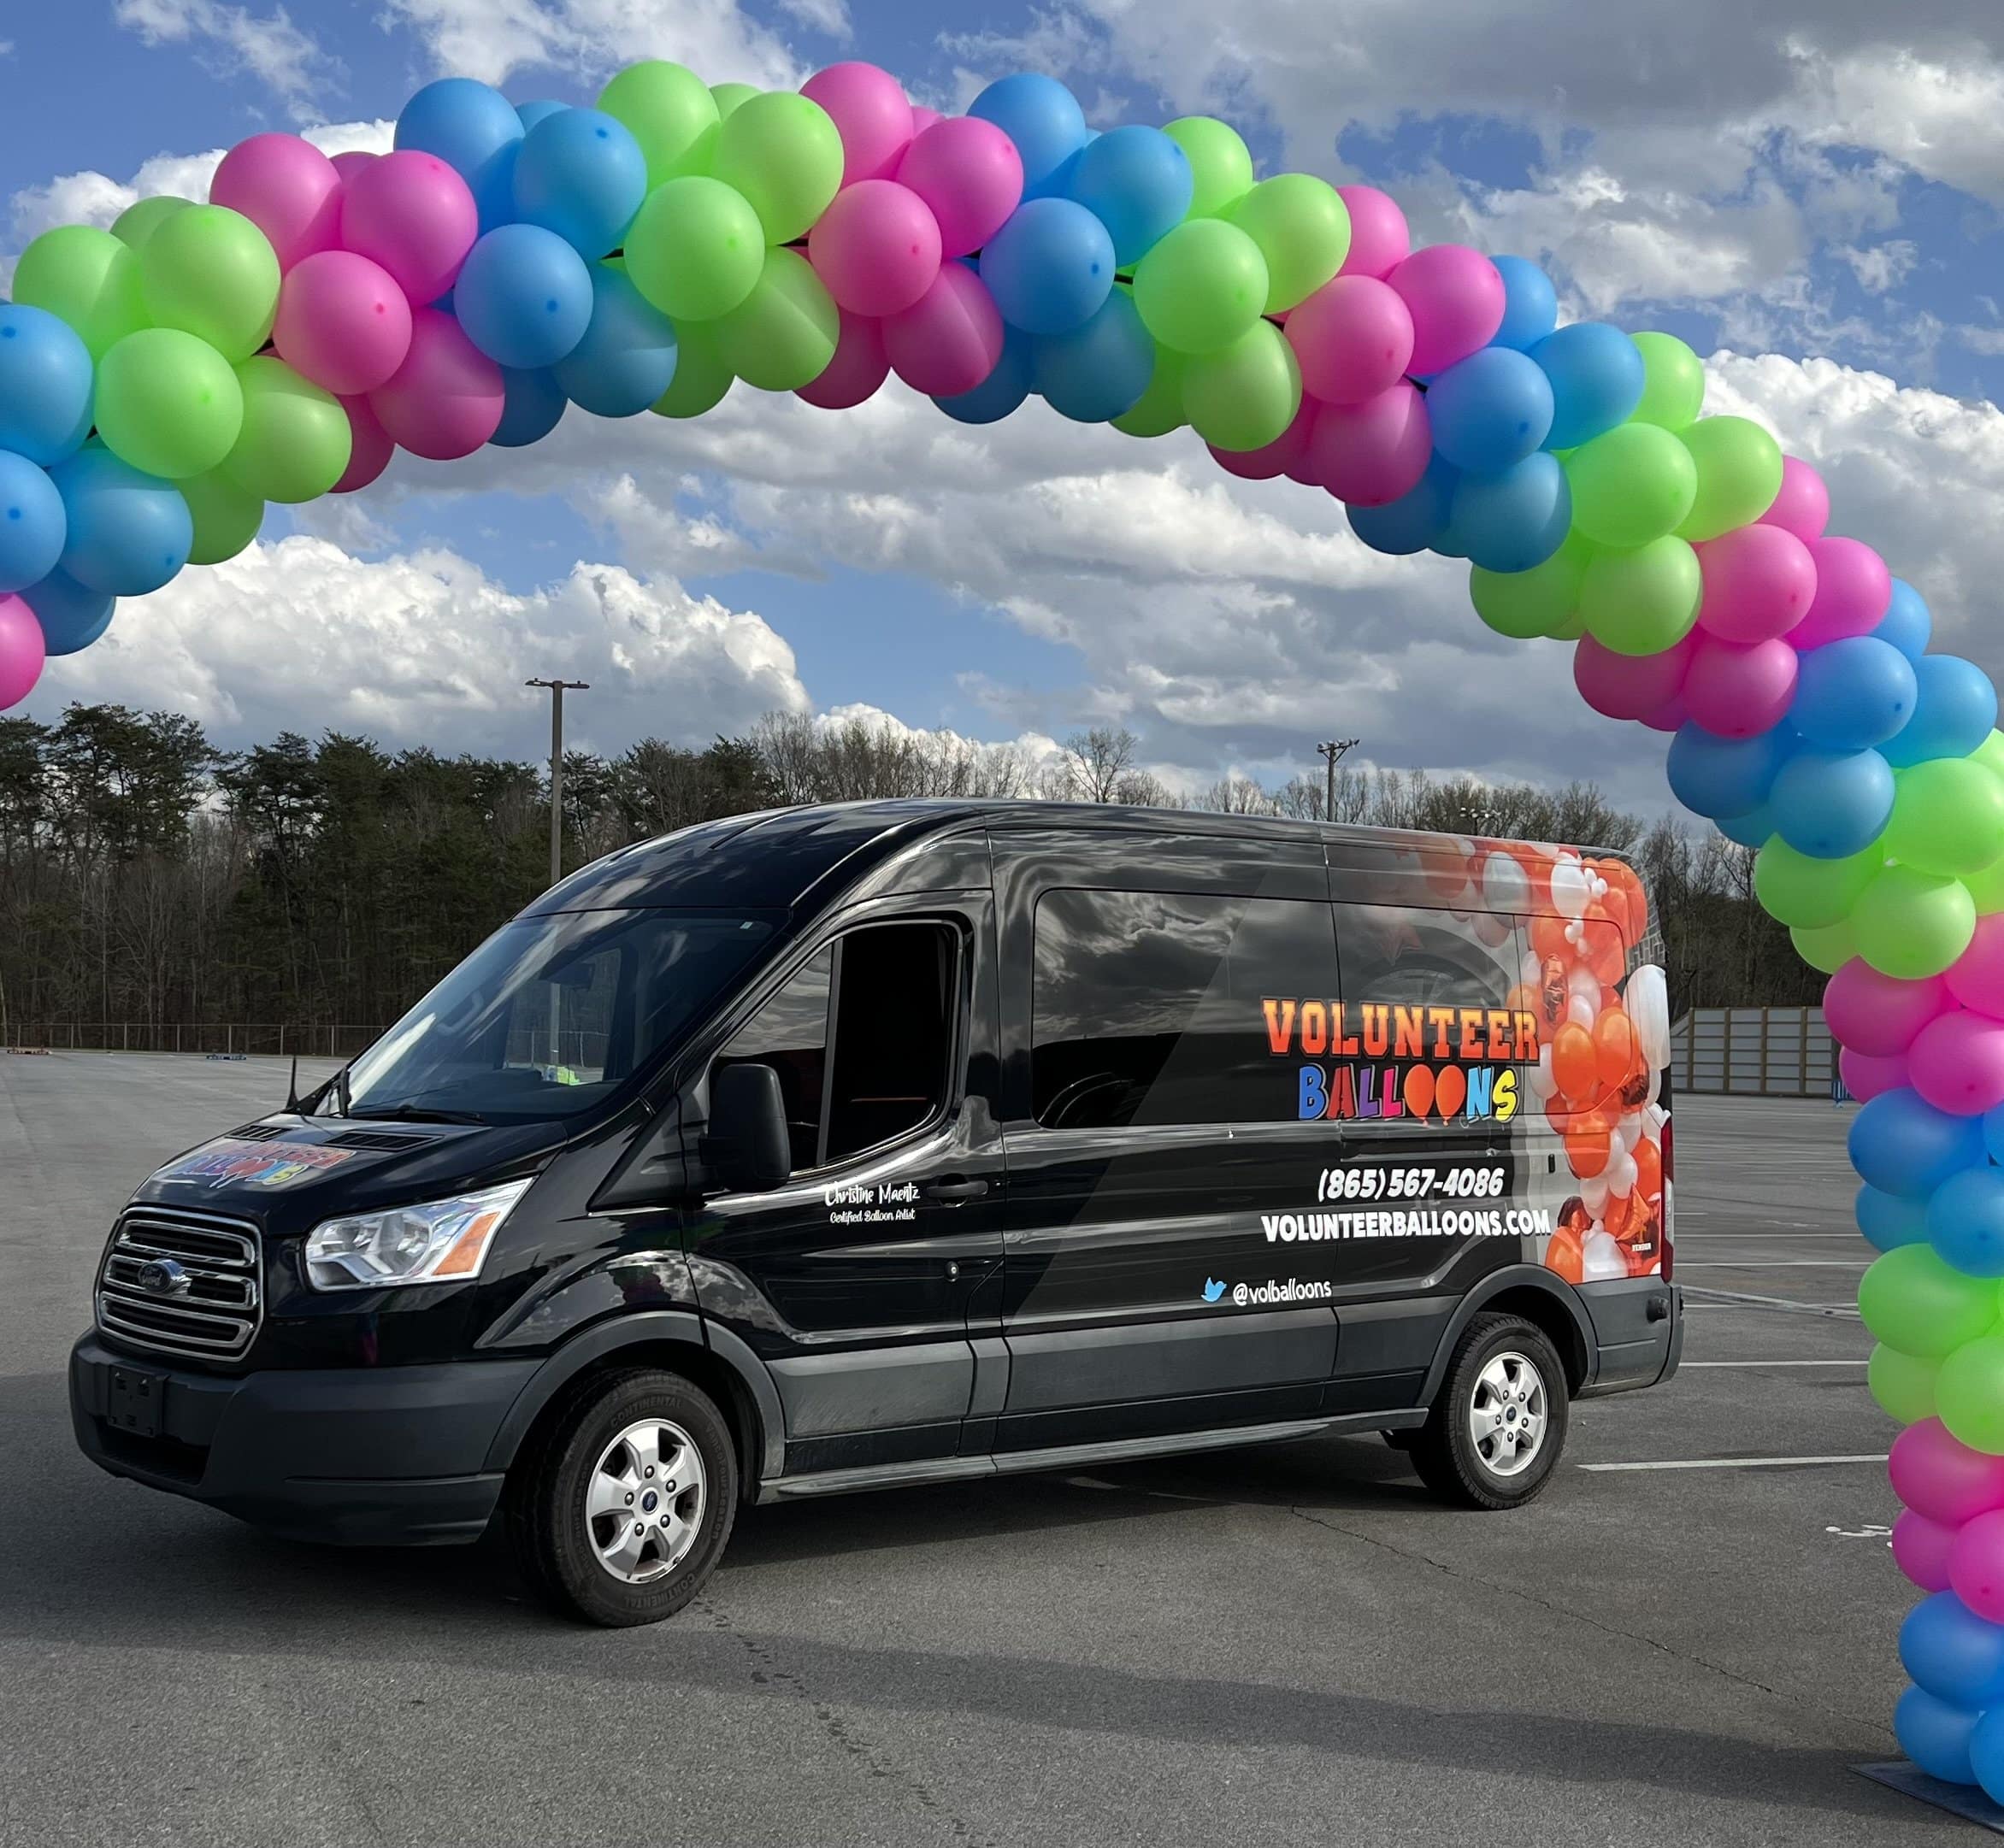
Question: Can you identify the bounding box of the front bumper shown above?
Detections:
[69,1332,540,1546]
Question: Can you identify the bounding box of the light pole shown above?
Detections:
[1317,738,1360,821]
[526,677,589,890]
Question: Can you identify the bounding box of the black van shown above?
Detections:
[70,801,1681,1626]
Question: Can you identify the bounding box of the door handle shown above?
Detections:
[927,1178,989,1202]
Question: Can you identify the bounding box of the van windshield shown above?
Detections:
[338,909,778,1125]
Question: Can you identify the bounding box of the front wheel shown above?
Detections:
[1411,1313,1568,1510]
[509,1367,739,1626]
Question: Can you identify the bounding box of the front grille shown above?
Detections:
[97,1207,262,1361]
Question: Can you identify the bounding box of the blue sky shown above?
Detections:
[3,1,2001,803]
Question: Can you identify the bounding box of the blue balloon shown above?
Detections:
[516,99,567,132]
[1851,1088,1987,1200]
[1883,656,2000,769]
[454,225,594,370]
[1490,256,1558,351]
[1896,1686,1981,1786]
[513,107,648,258]
[935,327,1034,425]
[50,449,191,597]
[396,77,524,232]
[980,198,1116,336]
[0,450,68,595]
[1858,1184,1930,1253]
[20,569,114,655]
[1930,1168,2004,1277]
[969,73,1089,195]
[551,265,677,417]
[1970,1705,2004,1798]
[1665,723,1792,820]
[1032,289,1154,422]
[1428,347,1554,473]
[1717,803,1774,849]
[1767,747,1895,858]
[1351,457,1457,557]
[1449,453,1570,574]
[490,368,569,448]
[1531,322,1645,450]
[1065,125,1193,268]
[1901,1593,2004,1710]
[1791,636,1917,751]
[0,305,94,467]
[1876,579,1932,662]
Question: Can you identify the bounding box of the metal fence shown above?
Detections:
[1666,1006,1836,1098]
[0,1022,387,1058]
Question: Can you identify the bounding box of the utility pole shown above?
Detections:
[526,677,589,890]
[1317,738,1360,822]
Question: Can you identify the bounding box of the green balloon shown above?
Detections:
[1565,423,1699,548]
[1630,331,1705,430]
[141,204,280,363]
[11,226,147,360]
[1182,321,1299,450]
[1860,1246,1999,1358]
[1939,1334,2004,1454]
[598,61,722,188]
[112,195,193,252]
[1754,839,1880,929]
[1578,535,1701,656]
[1975,730,2004,779]
[710,91,844,245]
[1888,760,2004,877]
[1227,175,1348,313]
[1869,1343,1940,1426]
[651,318,734,418]
[1854,863,1977,979]
[624,177,765,324]
[1547,606,1588,642]
[710,247,839,391]
[1676,415,1783,542]
[1133,218,1268,355]
[1470,535,1588,640]
[1163,117,1255,218]
[221,356,351,503]
[1970,855,2004,917]
[1789,916,1856,975]
[1110,346,1187,437]
[711,83,759,121]
[95,328,244,481]
[179,468,264,566]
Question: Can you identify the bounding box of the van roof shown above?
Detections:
[526,797,1637,917]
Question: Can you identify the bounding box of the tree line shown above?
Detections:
[0,703,1817,1045]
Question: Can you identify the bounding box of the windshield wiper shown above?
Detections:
[345,1103,490,1127]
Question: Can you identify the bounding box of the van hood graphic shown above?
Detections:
[153,1137,365,1191]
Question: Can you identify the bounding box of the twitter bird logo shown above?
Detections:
[1200,1278,1226,1304]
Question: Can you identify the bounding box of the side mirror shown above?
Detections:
[701,1062,792,1194]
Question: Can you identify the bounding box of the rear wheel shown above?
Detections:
[1411,1312,1567,1510]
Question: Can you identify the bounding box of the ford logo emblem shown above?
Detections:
[136,1258,192,1298]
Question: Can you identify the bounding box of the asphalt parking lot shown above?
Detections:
[0,1054,1965,1847]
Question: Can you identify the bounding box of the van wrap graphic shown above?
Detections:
[156,1138,360,1190]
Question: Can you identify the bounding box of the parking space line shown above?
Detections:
[1578,1454,1888,1472]
[1678,1261,1867,1268]
[1678,1285,1860,1316]
[1679,1359,1867,1368]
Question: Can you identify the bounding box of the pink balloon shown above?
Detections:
[802,62,916,186]
[1306,383,1432,507]
[340,150,478,307]
[1335,185,1410,280]
[896,117,1023,261]
[0,594,48,711]
[1696,523,1817,643]
[1759,455,1829,543]
[910,106,942,135]
[1948,915,2004,1021]
[331,396,394,493]
[1951,1509,2004,1621]
[1792,535,1892,650]
[210,132,344,271]
[883,262,1004,398]
[1682,634,1799,739]
[1639,692,1689,733]
[1910,1010,2004,1116]
[1890,1419,2004,1527]
[1895,1510,1960,1593]
[1385,245,1503,376]
[329,150,378,185]
[1573,630,1695,722]
[273,250,414,396]
[1824,961,1949,1056]
[796,310,890,410]
[1285,275,1414,405]
[1841,1045,1909,1102]
[1208,398,1314,482]
[367,308,504,459]
[807,180,942,317]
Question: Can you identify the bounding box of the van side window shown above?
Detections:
[1329,902,1521,1015]
[1032,888,1336,1129]
[716,922,958,1173]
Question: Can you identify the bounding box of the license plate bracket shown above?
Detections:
[106,1365,166,1439]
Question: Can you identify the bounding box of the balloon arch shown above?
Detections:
[3,58,2004,1780]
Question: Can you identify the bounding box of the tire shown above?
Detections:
[1411,1312,1568,1511]
[509,1367,739,1627]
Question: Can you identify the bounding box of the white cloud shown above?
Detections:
[112,0,338,118]
[778,0,850,38]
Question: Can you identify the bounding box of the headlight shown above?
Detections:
[304,1180,533,1292]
